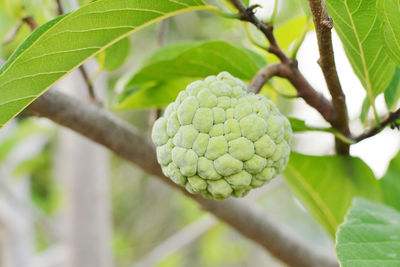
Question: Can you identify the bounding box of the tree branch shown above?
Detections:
[28,90,338,267]
[229,0,288,63]
[353,108,400,142]
[249,63,335,123]
[247,63,282,94]
[308,0,350,154]
[231,0,336,126]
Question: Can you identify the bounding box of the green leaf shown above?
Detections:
[336,198,400,267]
[126,40,266,87]
[78,0,93,6]
[360,96,370,123]
[384,68,400,110]
[0,0,19,43]
[326,0,395,100]
[116,77,196,109]
[143,42,198,65]
[288,117,354,144]
[377,0,400,66]
[289,117,314,132]
[98,37,130,71]
[284,152,382,237]
[117,41,266,109]
[243,47,267,69]
[380,151,400,211]
[267,15,313,63]
[0,0,210,129]
[275,15,312,53]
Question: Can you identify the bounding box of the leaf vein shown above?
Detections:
[0,95,36,107]
[0,71,67,88]
[20,47,101,64]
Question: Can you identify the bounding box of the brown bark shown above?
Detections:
[29,90,339,267]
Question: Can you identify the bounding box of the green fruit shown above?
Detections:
[152,72,292,200]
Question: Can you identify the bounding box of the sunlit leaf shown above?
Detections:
[284,152,382,237]
[336,198,400,267]
[384,68,400,110]
[125,40,265,87]
[360,96,370,123]
[267,15,313,63]
[143,42,198,65]
[116,77,196,109]
[98,37,131,71]
[275,15,312,53]
[289,117,331,132]
[377,0,400,66]
[0,0,210,129]
[380,151,400,211]
[117,41,266,109]
[326,0,395,101]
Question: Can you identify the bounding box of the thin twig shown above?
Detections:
[229,0,288,63]
[248,63,281,93]
[28,90,339,267]
[56,0,64,15]
[353,108,400,142]
[230,0,335,125]
[22,16,38,31]
[249,63,335,123]
[308,0,350,154]
[156,20,168,47]
[78,65,99,103]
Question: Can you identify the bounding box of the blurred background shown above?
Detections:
[0,0,399,266]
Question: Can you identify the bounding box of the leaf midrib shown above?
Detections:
[343,0,375,108]
[0,1,213,129]
[0,3,207,79]
[286,164,338,234]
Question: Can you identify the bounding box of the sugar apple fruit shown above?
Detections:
[152,72,292,200]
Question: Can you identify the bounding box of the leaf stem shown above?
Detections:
[353,107,399,142]
[371,100,381,126]
[270,0,279,25]
[290,17,312,59]
[243,23,269,51]
[228,0,335,124]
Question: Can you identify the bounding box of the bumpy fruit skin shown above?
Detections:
[152,72,292,200]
